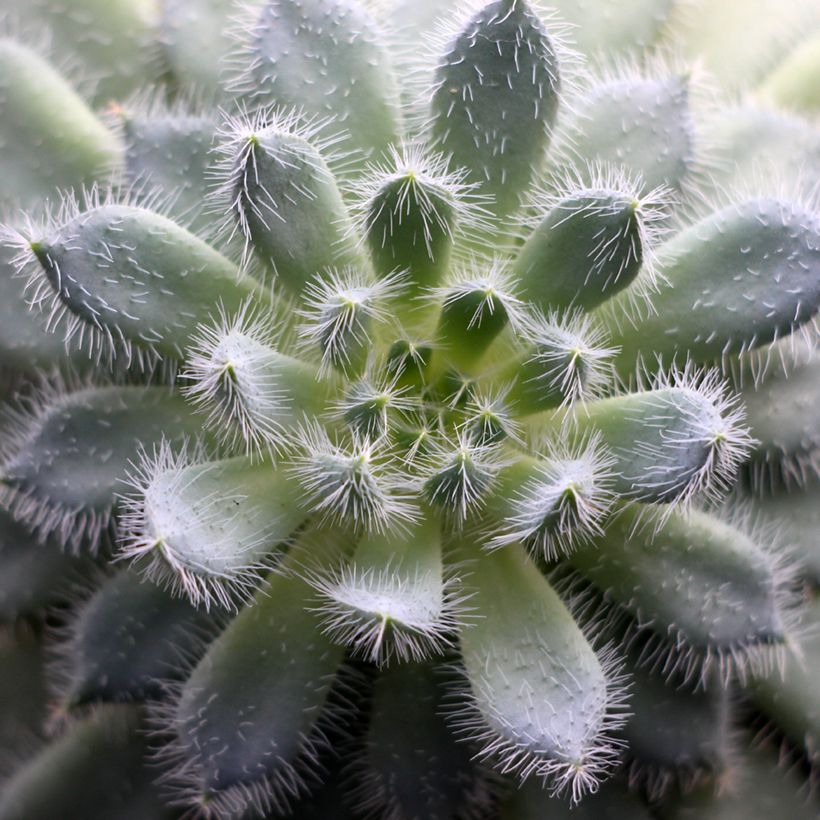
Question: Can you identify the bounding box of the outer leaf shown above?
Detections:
[164,548,349,818]
[3,0,161,104]
[704,106,820,191]
[623,661,731,798]
[740,346,820,488]
[0,705,172,820]
[0,385,204,549]
[606,198,820,368]
[549,0,674,58]
[160,0,236,92]
[758,30,820,114]
[562,70,696,194]
[0,40,121,207]
[22,203,264,360]
[236,0,401,161]
[56,570,215,708]
[118,107,218,234]
[499,774,651,819]
[661,0,819,92]
[661,743,818,820]
[0,509,95,623]
[748,596,820,766]
[0,633,48,776]
[570,504,791,683]
[453,543,626,801]
[429,0,562,219]
[358,660,492,820]
[0,244,88,374]
[752,480,820,585]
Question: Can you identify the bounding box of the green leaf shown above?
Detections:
[549,0,675,58]
[605,198,820,368]
[216,113,363,296]
[0,705,172,820]
[529,377,750,505]
[570,504,791,683]
[660,0,819,92]
[21,202,265,361]
[165,548,349,817]
[235,0,400,162]
[453,543,626,800]
[0,384,205,549]
[56,570,216,707]
[429,0,563,219]
[0,40,122,207]
[0,633,48,776]
[703,105,820,191]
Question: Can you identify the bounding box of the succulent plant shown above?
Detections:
[0,0,819,818]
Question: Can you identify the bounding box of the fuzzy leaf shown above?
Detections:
[563,71,696,194]
[0,705,172,820]
[0,40,121,207]
[160,0,236,91]
[570,505,790,682]
[57,570,215,707]
[24,203,264,360]
[166,553,349,818]
[661,0,819,92]
[220,119,362,295]
[122,454,309,609]
[607,199,820,368]
[531,380,748,505]
[0,633,48,775]
[0,244,87,373]
[429,0,562,218]
[453,543,625,800]
[514,186,662,312]
[752,479,820,585]
[119,108,218,233]
[237,0,400,161]
[0,385,204,549]
[705,106,820,191]
[549,0,675,58]
[310,513,457,665]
